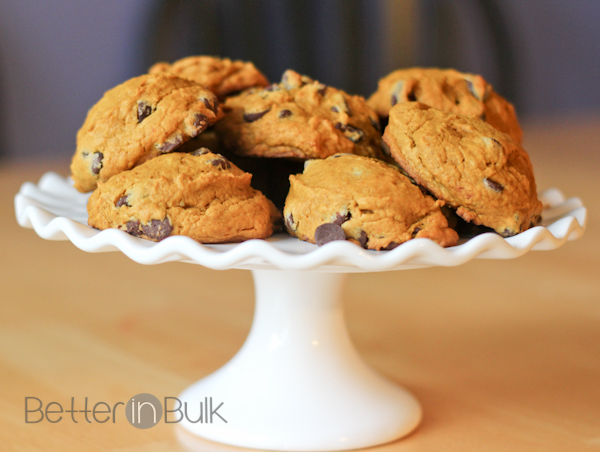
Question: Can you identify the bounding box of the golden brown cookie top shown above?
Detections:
[87,150,279,243]
[368,67,523,143]
[283,154,458,249]
[383,102,542,236]
[216,70,385,160]
[149,56,269,99]
[70,73,223,192]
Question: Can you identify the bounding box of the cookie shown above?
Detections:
[149,56,269,100]
[383,102,542,236]
[215,70,386,160]
[283,154,458,250]
[87,150,279,243]
[368,67,523,143]
[70,73,223,193]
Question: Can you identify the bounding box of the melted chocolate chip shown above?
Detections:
[159,135,183,153]
[343,124,364,143]
[91,152,103,175]
[383,241,399,250]
[484,178,504,193]
[391,94,398,106]
[358,230,369,248]
[243,109,271,122]
[125,220,142,237]
[192,114,209,135]
[279,109,292,118]
[465,79,479,100]
[285,213,296,231]
[190,147,210,156]
[335,122,345,131]
[381,141,391,156]
[202,98,219,114]
[333,211,351,225]
[141,218,172,241]
[115,195,130,208]
[314,223,346,246]
[210,157,232,170]
[137,101,152,123]
[412,227,422,237]
[331,106,339,113]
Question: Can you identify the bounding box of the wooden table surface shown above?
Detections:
[1,115,599,452]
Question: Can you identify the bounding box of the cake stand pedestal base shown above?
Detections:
[178,269,422,451]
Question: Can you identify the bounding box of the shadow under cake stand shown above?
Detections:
[15,172,587,451]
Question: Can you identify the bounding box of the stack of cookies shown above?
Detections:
[71,57,542,249]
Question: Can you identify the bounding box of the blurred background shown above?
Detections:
[0,0,598,163]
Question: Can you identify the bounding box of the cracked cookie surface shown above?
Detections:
[368,67,522,143]
[70,73,223,192]
[383,102,542,236]
[87,150,278,243]
[216,70,386,160]
[149,56,269,100]
[283,154,458,249]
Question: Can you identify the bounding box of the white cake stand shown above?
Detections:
[15,172,586,451]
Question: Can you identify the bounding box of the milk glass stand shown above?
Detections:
[15,172,586,451]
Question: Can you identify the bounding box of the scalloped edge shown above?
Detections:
[15,172,587,272]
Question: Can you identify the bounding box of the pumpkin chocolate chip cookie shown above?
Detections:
[215,70,386,160]
[70,73,223,192]
[368,67,523,143]
[283,154,458,249]
[149,55,269,100]
[383,102,542,236]
[87,150,279,243]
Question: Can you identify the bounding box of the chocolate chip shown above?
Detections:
[125,220,142,237]
[381,141,391,156]
[317,84,327,96]
[115,195,130,208]
[243,109,270,122]
[330,153,352,159]
[407,90,417,102]
[91,152,103,175]
[370,117,381,132]
[358,230,369,248]
[190,147,210,156]
[141,218,172,241]
[335,122,345,131]
[285,213,296,231]
[210,157,232,170]
[331,106,339,113]
[202,98,219,114]
[412,227,422,237]
[391,94,398,106]
[480,112,487,121]
[484,178,504,193]
[158,135,183,153]
[342,124,364,143]
[383,241,399,250]
[137,101,152,123]
[279,109,292,118]
[465,79,479,100]
[360,210,374,214]
[333,211,351,225]
[314,223,346,246]
[501,228,515,238]
[192,114,209,136]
